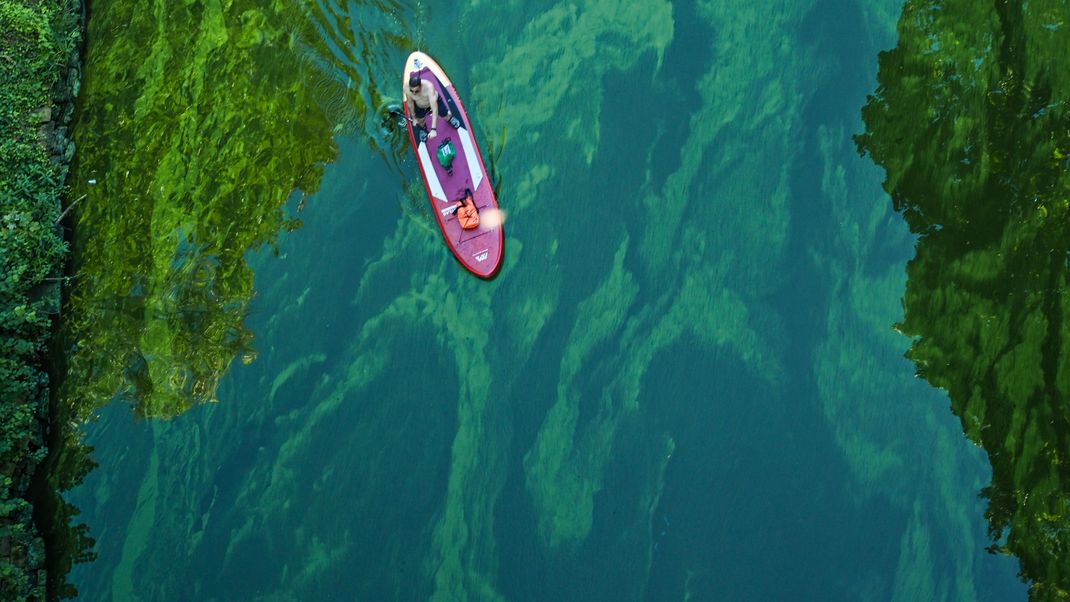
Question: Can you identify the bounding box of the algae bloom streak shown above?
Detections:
[858,0,1070,598]
[62,0,401,420]
[42,0,410,597]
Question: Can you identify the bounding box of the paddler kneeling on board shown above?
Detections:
[406,73,461,142]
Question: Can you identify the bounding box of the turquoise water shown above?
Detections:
[60,0,1031,599]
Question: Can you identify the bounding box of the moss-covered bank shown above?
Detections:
[0,0,82,598]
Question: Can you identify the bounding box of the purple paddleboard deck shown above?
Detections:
[403,51,503,279]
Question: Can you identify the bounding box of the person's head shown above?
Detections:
[408,73,421,93]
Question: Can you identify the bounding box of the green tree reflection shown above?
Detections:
[857,0,1070,598]
[39,0,410,598]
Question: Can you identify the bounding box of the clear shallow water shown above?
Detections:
[56,0,1032,599]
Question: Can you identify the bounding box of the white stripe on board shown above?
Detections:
[457,128,484,192]
[417,142,447,201]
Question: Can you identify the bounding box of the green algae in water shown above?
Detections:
[858,0,1070,597]
[60,0,395,420]
[43,0,410,597]
[63,13,326,419]
[41,0,1037,599]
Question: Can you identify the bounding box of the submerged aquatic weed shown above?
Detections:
[61,0,354,420]
[45,1,412,593]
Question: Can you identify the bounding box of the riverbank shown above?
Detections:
[0,0,82,598]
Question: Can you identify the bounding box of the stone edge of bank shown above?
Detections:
[0,0,84,599]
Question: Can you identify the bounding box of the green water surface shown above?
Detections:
[45,0,1070,599]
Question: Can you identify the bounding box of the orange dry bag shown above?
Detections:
[456,195,480,230]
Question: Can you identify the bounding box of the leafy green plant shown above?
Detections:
[0,0,80,598]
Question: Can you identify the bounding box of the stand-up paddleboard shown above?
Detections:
[402,51,503,279]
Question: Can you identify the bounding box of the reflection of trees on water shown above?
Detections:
[30,425,96,600]
[857,0,1070,598]
[37,0,412,598]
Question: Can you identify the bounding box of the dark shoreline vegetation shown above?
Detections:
[858,0,1070,598]
[0,0,82,599]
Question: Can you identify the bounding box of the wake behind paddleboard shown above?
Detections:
[402,51,503,279]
